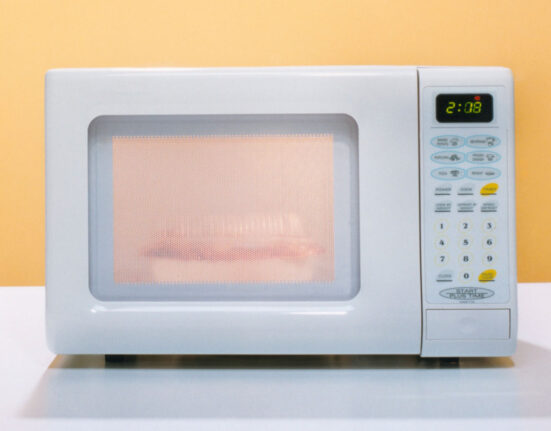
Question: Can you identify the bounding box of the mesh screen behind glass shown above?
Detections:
[112,134,335,284]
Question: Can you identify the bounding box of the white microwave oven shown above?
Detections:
[45,66,516,357]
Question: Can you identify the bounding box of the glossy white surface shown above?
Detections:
[0,283,550,430]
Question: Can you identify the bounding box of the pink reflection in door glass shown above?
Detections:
[112,134,335,284]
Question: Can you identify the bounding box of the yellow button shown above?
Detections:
[480,183,498,195]
[478,269,497,282]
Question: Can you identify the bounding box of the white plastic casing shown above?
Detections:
[45,66,516,356]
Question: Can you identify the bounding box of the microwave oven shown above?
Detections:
[45,66,516,357]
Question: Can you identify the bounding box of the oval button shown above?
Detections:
[480,182,499,195]
[431,167,465,180]
[439,287,494,300]
[467,167,500,180]
[467,135,500,148]
[431,151,465,164]
[431,135,465,149]
[467,151,501,164]
[478,269,497,283]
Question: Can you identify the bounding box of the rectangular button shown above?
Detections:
[426,309,510,340]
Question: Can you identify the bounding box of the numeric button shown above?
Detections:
[482,236,496,249]
[459,252,473,266]
[459,219,472,232]
[483,219,497,232]
[435,237,448,250]
[434,220,449,232]
[435,253,449,266]
[459,270,473,283]
[459,236,472,249]
[483,252,496,266]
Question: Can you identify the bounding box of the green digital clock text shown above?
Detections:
[445,101,482,114]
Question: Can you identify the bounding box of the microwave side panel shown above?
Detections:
[418,67,517,357]
[45,66,421,354]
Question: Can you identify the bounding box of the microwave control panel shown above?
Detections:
[419,72,515,307]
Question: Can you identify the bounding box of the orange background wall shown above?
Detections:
[1,0,550,285]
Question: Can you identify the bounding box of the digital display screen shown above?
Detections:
[436,93,493,123]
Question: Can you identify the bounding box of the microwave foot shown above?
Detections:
[439,357,460,367]
[105,354,135,364]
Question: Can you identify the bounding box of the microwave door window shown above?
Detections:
[88,114,360,301]
[113,135,335,284]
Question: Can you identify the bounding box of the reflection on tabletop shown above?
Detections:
[21,341,551,420]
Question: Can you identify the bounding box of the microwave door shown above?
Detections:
[46,67,422,354]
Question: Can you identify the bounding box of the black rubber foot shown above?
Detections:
[439,357,460,367]
[105,354,128,363]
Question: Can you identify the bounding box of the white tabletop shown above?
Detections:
[1,284,550,430]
